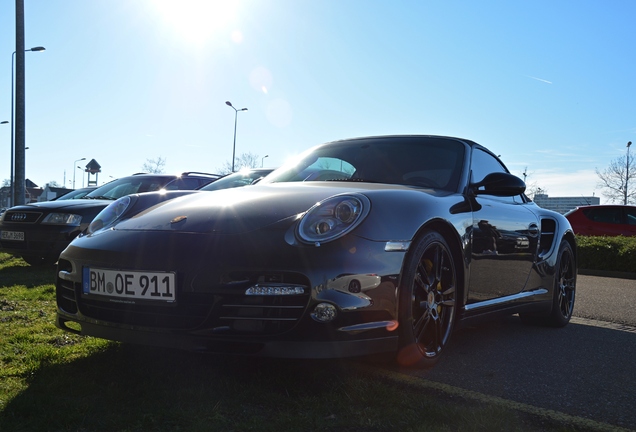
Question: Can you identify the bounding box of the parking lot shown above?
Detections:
[396,274,636,430]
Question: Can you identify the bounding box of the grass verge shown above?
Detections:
[0,252,603,431]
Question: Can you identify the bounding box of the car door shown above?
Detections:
[624,207,636,236]
[467,148,540,303]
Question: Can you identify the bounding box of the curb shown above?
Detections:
[578,268,636,280]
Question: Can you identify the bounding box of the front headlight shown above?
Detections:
[41,213,82,226]
[296,194,370,244]
[87,196,133,235]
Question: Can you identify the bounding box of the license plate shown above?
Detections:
[1,230,24,241]
[82,267,176,303]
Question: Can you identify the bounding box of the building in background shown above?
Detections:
[0,179,42,207]
[533,193,600,214]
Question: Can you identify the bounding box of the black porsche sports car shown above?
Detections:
[55,135,576,368]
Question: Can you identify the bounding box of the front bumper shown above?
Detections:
[0,224,81,260]
[55,226,406,358]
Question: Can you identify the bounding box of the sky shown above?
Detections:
[1,0,635,202]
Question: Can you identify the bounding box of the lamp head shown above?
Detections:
[30,46,46,52]
[225,101,233,107]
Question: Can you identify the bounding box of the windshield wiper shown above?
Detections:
[335,178,381,183]
[85,195,116,200]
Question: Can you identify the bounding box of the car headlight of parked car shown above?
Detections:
[296,194,370,244]
[41,213,82,226]
[87,196,133,235]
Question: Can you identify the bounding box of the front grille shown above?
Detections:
[3,211,42,224]
[57,272,78,314]
[216,290,308,334]
[57,267,311,336]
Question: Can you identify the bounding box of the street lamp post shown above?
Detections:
[626,141,632,205]
[225,101,247,172]
[261,154,268,167]
[73,158,86,189]
[1,121,7,208]
[10,46,45,207]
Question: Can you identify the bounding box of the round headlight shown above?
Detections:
[87,196,133,235]
[297,194,370,244]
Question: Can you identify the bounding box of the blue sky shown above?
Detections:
[1,0,635,202]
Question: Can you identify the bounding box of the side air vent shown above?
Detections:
[538,218,557,259]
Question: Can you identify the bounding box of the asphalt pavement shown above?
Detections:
[389,274,636,431]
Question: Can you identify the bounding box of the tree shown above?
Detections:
[47,180,62,188]
[142,157,166,174]
[217,152,260,175]
[525,182,546,201]
[2,179,9,187]
[519,167,546,201]
[596,143,635,205]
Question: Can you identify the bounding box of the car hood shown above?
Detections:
[6,198,113,213]
[113,182,450,235]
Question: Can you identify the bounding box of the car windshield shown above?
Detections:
[83,176,170,200]
[199,169,273,191]
[52,187,96,200]
[260,137,466,192]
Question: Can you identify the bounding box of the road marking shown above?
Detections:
[572,316,636,334]
[360,364,631,432]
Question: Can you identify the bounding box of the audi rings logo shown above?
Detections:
[10,213,27,222]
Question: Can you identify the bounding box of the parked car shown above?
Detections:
[0,172,220,266]
[84,168,276,234]
[565,205,636,236]
[199,168,274,191]
[52,186,98,201]
[55,135,576,368]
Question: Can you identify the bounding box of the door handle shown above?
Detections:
[527,223,539,237]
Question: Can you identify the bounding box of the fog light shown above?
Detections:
[245,284,305,296]
[311,303,337,323]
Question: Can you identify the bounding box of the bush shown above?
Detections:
[576,235,636,273]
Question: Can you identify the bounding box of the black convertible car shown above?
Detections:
[55,135,576,368]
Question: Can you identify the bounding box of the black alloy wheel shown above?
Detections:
[520,240,576,327]
[397,230,457,368]
[549,240,576,327]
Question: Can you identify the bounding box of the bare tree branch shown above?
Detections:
[218,152,260,175]
[596,152,636,204]
[142,157,166,174]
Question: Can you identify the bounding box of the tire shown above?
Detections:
[520,240,576,327]
[396,230,458,368]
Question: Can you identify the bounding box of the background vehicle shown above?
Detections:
[0,172,220,266]
[55,135,576,368]
[52,186,98,201]
[199,168,273,191]
[565,204,636,236]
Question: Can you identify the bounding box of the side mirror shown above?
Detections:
[471,172,526,197]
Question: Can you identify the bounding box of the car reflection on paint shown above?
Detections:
[327,273,382,294]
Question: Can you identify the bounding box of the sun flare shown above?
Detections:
[149,0,241,45]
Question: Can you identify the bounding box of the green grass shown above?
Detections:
[0,252,601,431]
